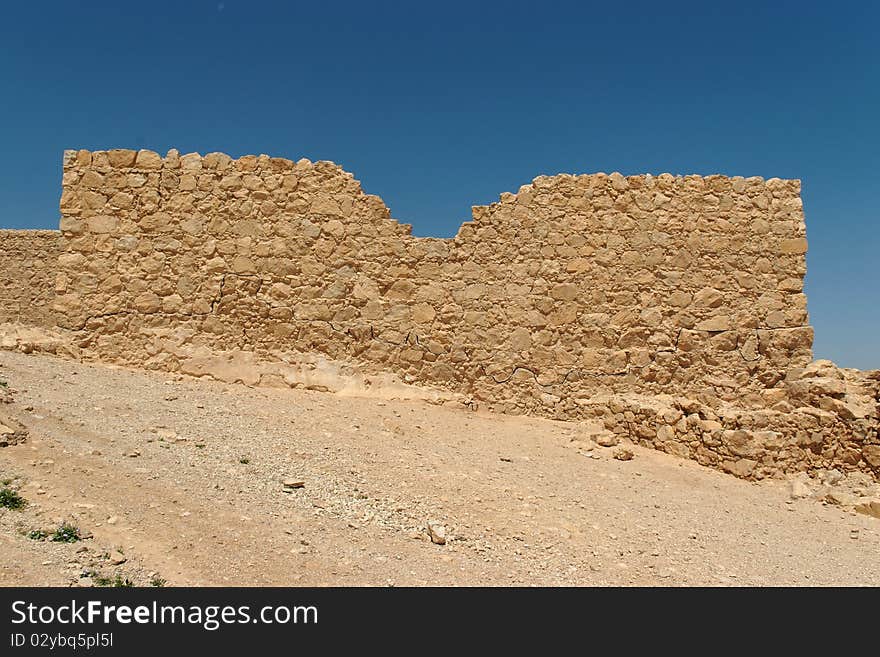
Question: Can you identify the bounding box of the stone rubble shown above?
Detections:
[426,520,447,545]
[0,410,27,447]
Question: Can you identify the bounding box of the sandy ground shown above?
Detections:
[0,350,877,587]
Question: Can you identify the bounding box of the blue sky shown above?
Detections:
[1,1,877,368]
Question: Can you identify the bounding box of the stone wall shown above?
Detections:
[0,230,61,327]
[5,146,875,481]
[56,148,813,410]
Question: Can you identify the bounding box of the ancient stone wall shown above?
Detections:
[55,148,813,410]
[0,230,61,327]
[0,148,875,481]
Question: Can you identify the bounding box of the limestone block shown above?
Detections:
[107,149,137,167]
[135,149,163,169]
[694,287,723,308]
[694,316,730,332]
[779,238,808,254]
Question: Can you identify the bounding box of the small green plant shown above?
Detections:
[88,569,133,588]
[0,487,26,510]
[0,379,8,388]
[51,522,81,543]
[90,572,112,586]
[150,576,167,587]
[27,529,48,540]
[239,457,250,464]
[1,478,13,486]
[112,574,133,587]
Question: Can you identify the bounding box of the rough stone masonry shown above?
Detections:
[0,148,877,481]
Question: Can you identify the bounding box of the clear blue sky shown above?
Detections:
[1,1,877,368]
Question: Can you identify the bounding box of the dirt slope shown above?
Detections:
[0,350,877,586]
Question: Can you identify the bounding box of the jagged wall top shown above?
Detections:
[62,148,804,242]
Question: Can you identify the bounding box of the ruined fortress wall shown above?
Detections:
[0,148,873,482]
[55,148,813,419]
[0,230,61,326]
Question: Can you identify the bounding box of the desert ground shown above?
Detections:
[0,350,878,587]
